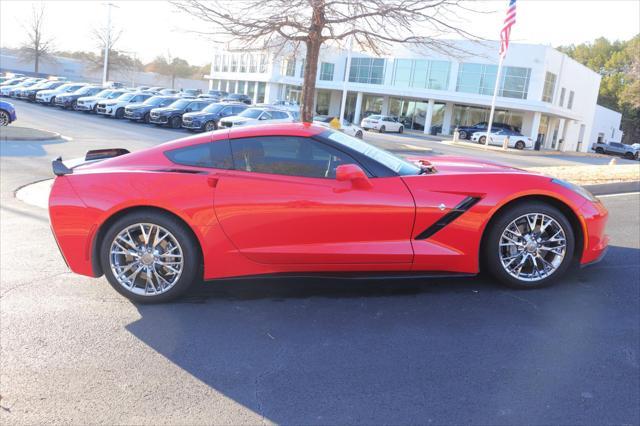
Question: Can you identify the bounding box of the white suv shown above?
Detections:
[96,92,152,118]
[77,89,130,113]
[36,82,87,105]
[219,107,297,128]
[360,115,404,133]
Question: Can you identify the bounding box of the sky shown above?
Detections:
[0,0,638,66]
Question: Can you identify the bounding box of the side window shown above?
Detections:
[271,111,288,119]
[165,141,233,169]
[229,136,360,178]
[221,106,233,116]
[232,106,245,114]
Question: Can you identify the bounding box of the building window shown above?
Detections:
[259,55,267,73]
[319,62,334,81]
[392,59,450,90]
[559,87,566,106]
[567,90,575,109]
[542,71,557,102]
[456,63,530,99]
[230,55,238,73]
[299,59,305,78]
[284,58,296,77]
[348,57,385,84]
[315,90,331,115]
[362,95,383,116]
[237,81,245,94]
[222,55,229,73]
[248,54,256,73]
[239,55,247,73]
[213,55,222,73]
[256,82,266,103]
[247,81,256,100]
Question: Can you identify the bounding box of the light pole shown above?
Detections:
[102,2,119,86]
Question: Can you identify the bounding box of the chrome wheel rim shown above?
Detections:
[109,223,184,296]
[499,213,567,282]
[205,122,215,131]
[0,112,8,126]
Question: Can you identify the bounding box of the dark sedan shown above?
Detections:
[222,93,252,104]
[124,95,179,123]
[181,102,247,132]
[55,86,104,110]
[149,98,215,128]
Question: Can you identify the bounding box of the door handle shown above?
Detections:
[207,176,219,188]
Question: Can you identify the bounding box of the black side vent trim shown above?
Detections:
[154,168,207,174]
[414,196,481,240]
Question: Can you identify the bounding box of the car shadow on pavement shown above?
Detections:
[0,137,65,157]
[125,245,640,425]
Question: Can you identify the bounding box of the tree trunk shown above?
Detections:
[300,1,325,122]
[34,50,39,73]
[171,74,176,89]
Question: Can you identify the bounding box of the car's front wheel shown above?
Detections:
[355,130,363,139]
[515,141,525,150]
[0,110,9,126]
[170,116,182,129]
[100,210,201,303]
[115,108,125,119]
[204,120,216,132]
[624,152,635,160]
[595,147,605,154]
[398,126,404,134]
[479,136,486,144]
[379,125,386,133]
[459,130,468,139]
[484,202,575,289]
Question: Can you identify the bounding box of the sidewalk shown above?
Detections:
[442,139,608,158]
[0,126,62,141]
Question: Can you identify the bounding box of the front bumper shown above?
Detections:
[578,199,609,266]
[75,103,93,111]
[96,106,116,116]
[181,120,203,130]
[149,115,169,124]
[124,110,144,120]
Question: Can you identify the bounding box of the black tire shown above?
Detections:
[169,116,182,129]
[49,96,55,106]
[484,201,575,289]
[379,125,386,133]
[479,136,486,144]
[515,140,525,150]
[0,110,9,126]
[100,210,201,303]
[115,108,125,119]
[204,120,217,132]
[398,126,404,134]
[143,112,151,124]
[624,152,635,160]
[595,147,605,154]
[459,130,468,139]
[71,100,78,111]
[355,130,363,139]
[92,104,98,114]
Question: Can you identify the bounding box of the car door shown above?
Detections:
[213,135,415,265]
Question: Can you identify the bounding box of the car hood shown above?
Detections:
[78,95,102,102]
[152,107,181,114]
[126,102,147,110]
[223,116,255,124]
[406,155,530,176]
[100,99,121,105]
[182,111,210,119]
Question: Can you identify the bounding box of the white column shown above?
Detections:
[423,99,435,134]
[556,118,566,151]
[442,102,454,135]
[529,112,542,141]
[381,96,390,115]
[353,92,364,124]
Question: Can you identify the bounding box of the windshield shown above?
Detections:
[95,89,112,98]
[239,108,263,119]
[65,85,84,92]
[143,96,166,106]
[117,93,135,101]
[54,84,73,92]
[367,115,381,120]
[326,130,421,175]
[202,103,224,113]
[168,99,192,109]
[75,86,97,95]
[107,91,125,99]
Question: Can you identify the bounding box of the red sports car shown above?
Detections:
[49,123,609,302]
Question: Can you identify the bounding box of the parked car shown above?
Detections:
[124,95,179,123]
[203,90,228,98]
[592,141,639,160]
[182,102,248,132]
[12,79,50,99]
[55,85,104,110]
[149,98,215,128]
[222,93,252,105]
[1,78,42,97]
[361,115,404,133]
[268,100,299,111]
[471,129,534,150]
[313,115,364,139]
[76,89,129,113]
[219,107,297,128]
[0,77,27,87]
[96,92,152,118]
[36,82,87,105]
[18,80,65,101]
[48,123,609,302]
[455,122,520,140]
[159,89,179,96]
[180,89,202,98]
[0,100,16,126]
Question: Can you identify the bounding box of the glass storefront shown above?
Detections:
[362,95,383,117]
[388,97,444,131]
[452,105,524,131]
[315,90,331,115]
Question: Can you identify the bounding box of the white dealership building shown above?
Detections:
[207,40,623,152]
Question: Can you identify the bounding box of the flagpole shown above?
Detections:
[339,35,354,124]
[484,53,505,147]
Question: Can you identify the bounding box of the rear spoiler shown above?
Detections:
[52,148,130,176]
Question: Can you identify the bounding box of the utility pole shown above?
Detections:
[338,34,354,125]
[102,2,119,86]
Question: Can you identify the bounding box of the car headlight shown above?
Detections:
[551,178,598,202]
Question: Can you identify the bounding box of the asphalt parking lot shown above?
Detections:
[1,101,639,424]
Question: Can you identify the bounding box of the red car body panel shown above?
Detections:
[48,123,609,282]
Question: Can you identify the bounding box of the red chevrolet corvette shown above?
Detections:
[49,123,608,302]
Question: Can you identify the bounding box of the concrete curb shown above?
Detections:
[443,140,610,158]
[0,126,64,142]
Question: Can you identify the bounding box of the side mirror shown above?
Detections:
[336,164,372,190]
[185,108,192,112]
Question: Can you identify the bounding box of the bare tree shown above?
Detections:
[19,3,53,73]
[173,0,481,121]
[91,24,123,82]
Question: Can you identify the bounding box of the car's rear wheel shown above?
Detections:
[355,130,363,139]
[170,116,182,129]
[379,125,386,133]
[459,130,468,139]
[143,112,151,124]
[92,104,98,113]
[484,202,575,289]
[515,141,525,150]
[398,126,404,134]
[100,210,201,303]
[0,110,9,126]
[479,136,486,144]
[204,120,216,132]
[49,97,55,106]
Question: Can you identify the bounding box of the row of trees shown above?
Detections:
[16,3,209,87]
[558,35,639,144]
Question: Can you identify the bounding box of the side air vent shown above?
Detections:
[414,196,481,240]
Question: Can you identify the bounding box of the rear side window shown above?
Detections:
[165,141,233,169]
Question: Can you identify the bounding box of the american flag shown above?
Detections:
[499,0,517,57]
